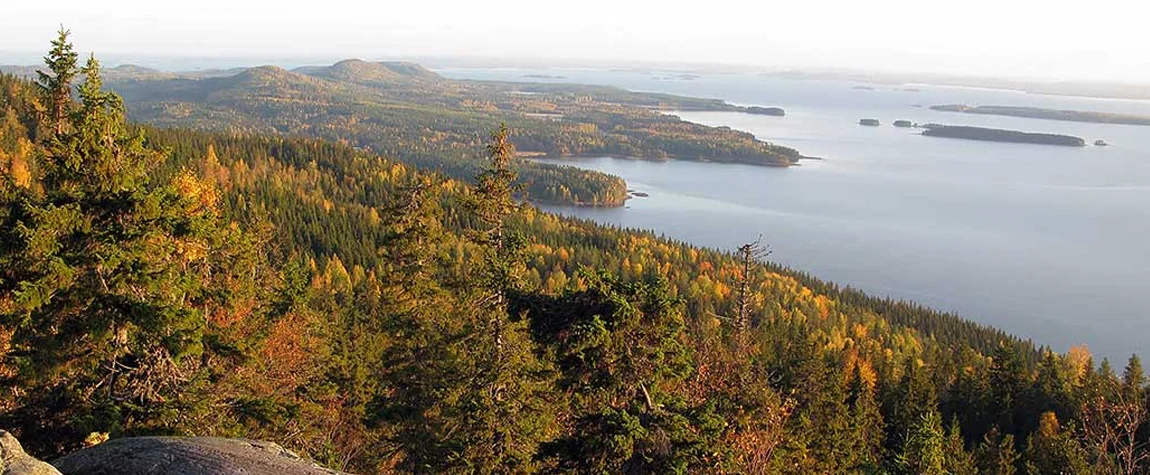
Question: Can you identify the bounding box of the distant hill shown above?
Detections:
[3,58,803,206]
[98,59,802,206]
[294,59,441,85]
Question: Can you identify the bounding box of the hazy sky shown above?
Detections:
[2,0,1148,81]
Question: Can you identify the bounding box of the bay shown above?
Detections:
[441,67,1150,362]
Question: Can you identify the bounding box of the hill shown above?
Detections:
[295,59,441,84]
[94,58,801,206]
[3,36,1145,475]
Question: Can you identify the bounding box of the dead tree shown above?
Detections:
[734,236,771,348]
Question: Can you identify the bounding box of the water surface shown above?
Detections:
[443,67,1150,361]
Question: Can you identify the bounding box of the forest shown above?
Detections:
[63,56,802,207]
[3,32,1150,474]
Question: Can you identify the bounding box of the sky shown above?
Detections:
[2,0,1148,82]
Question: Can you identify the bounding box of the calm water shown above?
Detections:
[441,68,1150,362]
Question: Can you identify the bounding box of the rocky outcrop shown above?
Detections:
[0,430,62,475]
[52,437,346,475]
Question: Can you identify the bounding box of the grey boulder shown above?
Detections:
[52,437,346,475]
[0,430,63,475]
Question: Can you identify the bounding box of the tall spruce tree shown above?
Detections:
[1,42,263,457]
[447,124,556,472]
[848,364,885,470]
[975,427,1020,475]
[36,28,78,136]
[898,409,947,474]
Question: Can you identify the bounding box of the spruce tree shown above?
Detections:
[1022,412,1089,475]
[898,410,947,474]
[1,43,261,456]
[848,364,885,470]
[1122,354,1144,391]
[944,418,978,475]
[396,124,557,473]
[535,269,706,473]
[36,28,78,136]
[975,427,1020,475]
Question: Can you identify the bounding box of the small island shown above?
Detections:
[745,106,786,116]
[859,118,881,126]
[930,104,1150,126]
[893,120,914,128]
[921,124,1086,147]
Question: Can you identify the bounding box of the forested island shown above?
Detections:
[931,104,1150,126]
[922,124,1087,146]
[3,32,1150,475]
[745,106,786,116]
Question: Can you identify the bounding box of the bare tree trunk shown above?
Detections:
[734,236,769,348]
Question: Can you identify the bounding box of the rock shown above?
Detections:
[52,437,346,475]
[0,430,63,475]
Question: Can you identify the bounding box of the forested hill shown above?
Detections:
[8,57,799,207]
[3,34,1149,474]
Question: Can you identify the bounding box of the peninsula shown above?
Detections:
[931,104,1150,126]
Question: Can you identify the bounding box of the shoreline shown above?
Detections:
[525,152,803,168]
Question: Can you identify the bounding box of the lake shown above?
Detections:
[441,67,1150,362]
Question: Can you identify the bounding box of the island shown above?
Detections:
[893,120,914,128]
[859,119,881,126]
[745,106,786,116]
[920,124,1086,147]
[930,104,1150,126]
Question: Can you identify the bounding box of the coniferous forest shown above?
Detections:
[3,32,1150,474]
